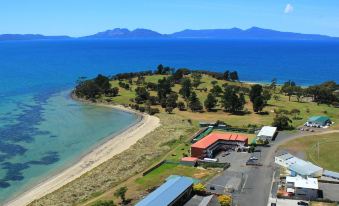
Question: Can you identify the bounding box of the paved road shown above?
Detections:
[233,129,339,206]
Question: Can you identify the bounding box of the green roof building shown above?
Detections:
[307,116,331,127]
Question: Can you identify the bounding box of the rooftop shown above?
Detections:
[323,170,339,179]
[257,126,277,137]
[181,157,199,162]
[276,153,323,176]
[135,175,194,206]
[191,132,248,149]
[286,176,319,190]
[308,116,330,123]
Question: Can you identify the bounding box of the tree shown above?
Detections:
[75,80,101,99]
[249,84,263,102]
[262,89,272,105]
[211,80,218,86]
[189,92,203,112]
[166,93,178,108]
[191,72,202,88]
[223,70,230,81]
[281,80,297,101]
[165,106,173,113]
[135,87,150,103]
[270,78,277,93]
[157,77,172,100]
[221,86,245,113]
[156,64,164,74]
[94,74,111,92]
[294,86,304,102]
[114,187,128,204]
[204,93,217,111]
[91,200,115,206]
[272,114,292,130]
[290,108,301,120]
[253,96,265,113]
[106,87,119,97]
[210,84,223,97]
[229,71,239,81]
[218,195,232,206]
[178,101,186,111]
[179,78,192,101]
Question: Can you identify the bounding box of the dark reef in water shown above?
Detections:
[0,91,60,188]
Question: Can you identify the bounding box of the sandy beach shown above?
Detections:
[5,104,160,206]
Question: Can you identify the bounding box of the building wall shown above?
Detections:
[169,185,193,206]
[295,188,318,200]
[191,147,204,158]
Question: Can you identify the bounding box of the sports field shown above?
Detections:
[279,132,339,172]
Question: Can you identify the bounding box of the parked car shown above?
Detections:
[249,156,258,160]
[210,186,215,190]
[297,201,309,206]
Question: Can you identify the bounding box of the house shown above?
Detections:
[181,157,199,167]
[257,126,277,141]
[285,176,319,200]
[275,153,323,177]
[184,195,221,206]
[191,132,248,159]
[135,176,194,206]
[305,116,332,127]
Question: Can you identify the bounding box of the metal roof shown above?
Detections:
[281,153,323,176]
[191,132,248,149]
[286,176,318,190]
[307,116,330,124]
[257,126,277,137]
[323,170,339,179]
[135,176,194,206]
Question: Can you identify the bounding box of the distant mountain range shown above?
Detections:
[0,34,71,41]
[1,27,338,41]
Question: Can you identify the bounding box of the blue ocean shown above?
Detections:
[0,39,339,203]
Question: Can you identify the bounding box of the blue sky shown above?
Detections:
[1,0,339,37]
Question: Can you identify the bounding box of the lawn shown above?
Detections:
[279,132,339,172]
[311,202,337,206]
[135,163,216,190]
[106,74,339,129]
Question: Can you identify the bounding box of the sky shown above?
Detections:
[1,0,339,37]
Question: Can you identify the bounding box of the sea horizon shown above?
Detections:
[1,39,339,204]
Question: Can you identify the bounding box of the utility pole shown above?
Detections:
[317,140,320,160]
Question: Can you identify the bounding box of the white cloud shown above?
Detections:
[284,3,294,14]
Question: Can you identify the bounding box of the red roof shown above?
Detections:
[181,157,199,162]
[191,132,248,149]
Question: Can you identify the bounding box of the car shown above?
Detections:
[271,203,276,206]
[249,156,258,160]
[209,186,215,190]
[297,201,309,206]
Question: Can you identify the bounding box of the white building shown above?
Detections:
[286,176,319,200]
[257,126,277,140]
[275,153,323,177]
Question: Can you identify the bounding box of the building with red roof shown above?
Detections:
[191,132,248,159]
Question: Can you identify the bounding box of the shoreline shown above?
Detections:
[5,94,161,206]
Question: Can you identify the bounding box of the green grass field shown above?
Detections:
[279,132,339,172]
[135,163,216,189]
[106,74,339,129]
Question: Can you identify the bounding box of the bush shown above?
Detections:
[218,195,232,206]
[138,107,145,112]
[92,200,115,206]
[193,183,206,195]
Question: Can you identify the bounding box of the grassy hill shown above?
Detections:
[104,74,338,129]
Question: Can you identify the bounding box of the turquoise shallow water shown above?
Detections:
[0,90,138,203]
[0,39,338,203]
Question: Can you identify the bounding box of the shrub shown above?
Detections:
[218,195,232,206]
[193,183,206,195]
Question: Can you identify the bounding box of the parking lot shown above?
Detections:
[319,182,339,202]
